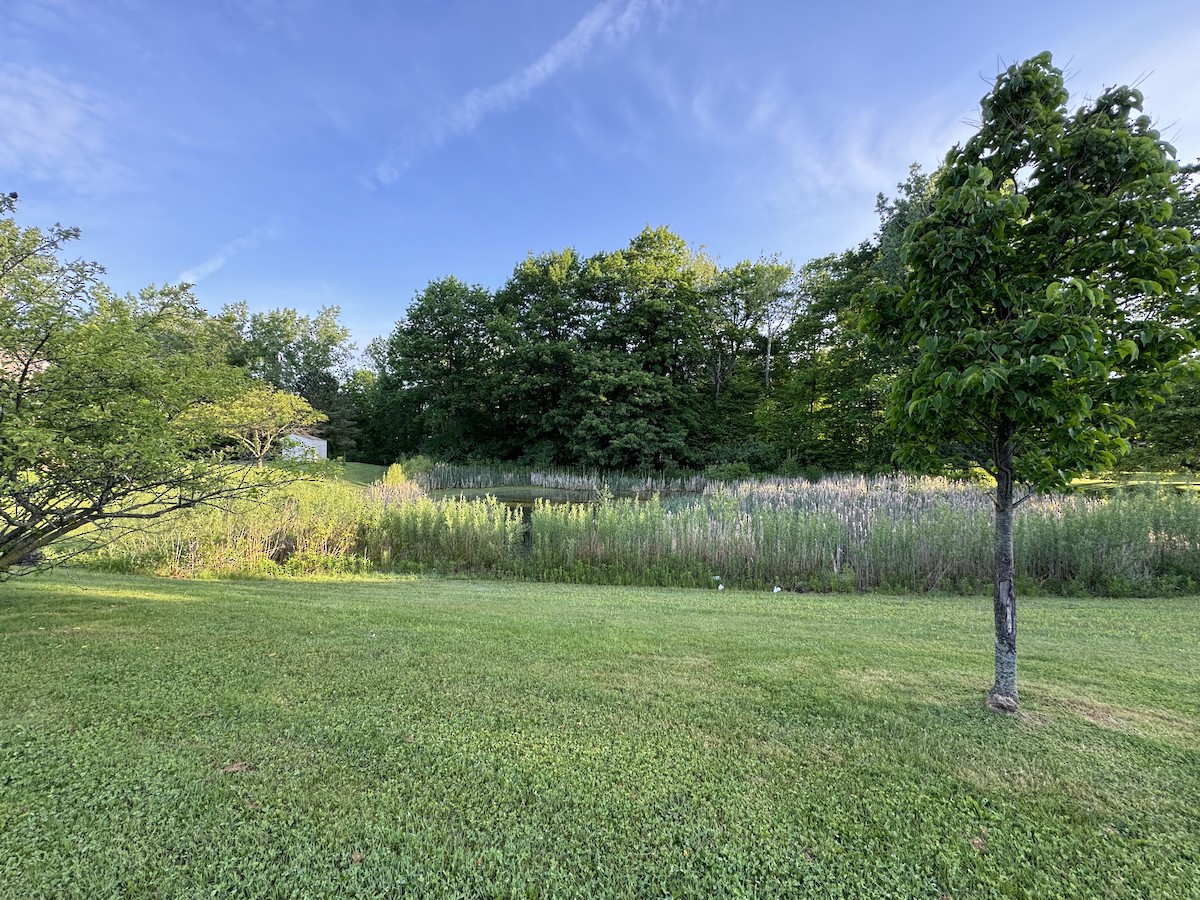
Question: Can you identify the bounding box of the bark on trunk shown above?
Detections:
[988,422,1019,712]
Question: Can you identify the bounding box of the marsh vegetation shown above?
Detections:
[82,464,1200,597]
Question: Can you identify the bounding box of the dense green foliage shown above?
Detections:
[276,146,1196,480]
[1124,162,1200,470]
[195,383,326,467]
[219,302,361,457]
[2,573,1197,897]
[866,52,1199,709]
[205,151,1197,481]
[355,218,921,472]
[0,196,296,577]
[871,55,1198,490]
[10,63,1183,486]
[364,229,721,469]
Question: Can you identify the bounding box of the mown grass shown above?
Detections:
[338,461,388,486]
[2,572,1197,898]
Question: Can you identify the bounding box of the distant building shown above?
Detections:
[0,350,49,379]
[282,432,328,461]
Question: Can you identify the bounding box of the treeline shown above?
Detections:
[216,162,1199,476]
[345,168,936,474]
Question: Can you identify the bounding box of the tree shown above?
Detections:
[569,227,714,470]
[194,384,326,466]
[222,303,359,456]
[697,257,795,457]
[1121,360,1200,472]
[490,249,589,465]
[1122,162,1200,472]
[766,246,892,473]
[378,277,498,458]
[866,53,1199,711]
[762,171,931,474]
[223,303,354,392]
[0,196,289,577]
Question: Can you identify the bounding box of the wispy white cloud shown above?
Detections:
[223,0,310,36]
[0,63,125,192]
[643,67,978,255]
[679,72,968,192]
[373,0,672,185]
[177,225,278,285]
[730,36,1200,256]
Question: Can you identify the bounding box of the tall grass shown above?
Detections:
[86,480,367,577]
[84,471,1200,595]
[529,482,984,591]
[363,494,525,574]
[419,462,713,497]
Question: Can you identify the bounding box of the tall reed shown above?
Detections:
[362,494,525,574]
[85,480,366,577]
[419,463,717,498]
[84,471,1200,595]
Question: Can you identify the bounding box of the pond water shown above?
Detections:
[438,487,601,505]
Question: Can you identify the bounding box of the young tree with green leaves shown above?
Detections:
[867,53,1199,711]
[0,196,289,577]
[191,384,326,467]
[220,302,359,456]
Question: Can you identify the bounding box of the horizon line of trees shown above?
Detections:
[197,159,1199,478]
[343,167,934,474]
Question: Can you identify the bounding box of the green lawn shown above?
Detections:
[337,461,388,486]
[1,574,1197,898]
[1074,471,1200,492]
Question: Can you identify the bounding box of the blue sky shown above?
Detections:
[5,0,1199,352]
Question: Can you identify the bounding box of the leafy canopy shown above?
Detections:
[869,52,1200,490]
[0,196,299,576]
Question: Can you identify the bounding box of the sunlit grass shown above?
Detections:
[337,461,388,486]
[1074,470,1200,492]
[2,572,1197,897]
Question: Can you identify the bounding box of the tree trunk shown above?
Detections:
[989,423,1020,712]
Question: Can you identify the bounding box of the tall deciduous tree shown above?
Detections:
[491,249,588,465]
[764,170,930,474]
[571,227,713,470]
[223,303,354,392]
[1122,160,1200,471]
[768,246,894,472]
[380,276,498,458]
[699,257,796,456]
[867,53,1199,711]
[0,196,286,577]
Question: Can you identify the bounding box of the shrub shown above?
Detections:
[398,455,435,477]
